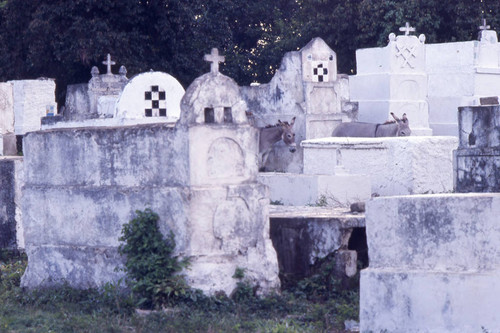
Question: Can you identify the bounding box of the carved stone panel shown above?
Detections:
[207,137,244,179]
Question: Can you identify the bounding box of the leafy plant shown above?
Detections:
[118,208,190,309]
[0,250,24,284]
[231,267,255,302]
[307,195,329,207]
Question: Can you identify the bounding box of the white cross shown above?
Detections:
[102,54,116,75]
[399,22,416,36]
[204,48,225,74]
[479,19,490,31]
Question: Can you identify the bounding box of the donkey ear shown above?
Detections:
[390,112,400,121]
[290,117,296,126]
[278,120,283,125]
[402,113,408,123]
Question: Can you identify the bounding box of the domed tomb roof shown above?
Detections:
[179,48,248,126]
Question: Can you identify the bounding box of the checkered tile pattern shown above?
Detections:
[144,85,167,117]
[312,62,329,83]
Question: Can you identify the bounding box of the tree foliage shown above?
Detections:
[0,0,497,104]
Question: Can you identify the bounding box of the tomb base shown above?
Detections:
[302,136,458,196]
[362,193,500,332]
[455,148,500,192]
[258,172,371,207]
[361,269,500,333]
[454,105,500,192]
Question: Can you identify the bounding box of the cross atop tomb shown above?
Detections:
[399,22,416,36]
[102,54,116,75]
[479,18,491,31]
[204,48,225,74]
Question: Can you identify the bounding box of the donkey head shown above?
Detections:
[391,112,411,136]
[278,117,297,153]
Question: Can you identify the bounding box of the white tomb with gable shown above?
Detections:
[350,24,432,136]
[427,26,500,135]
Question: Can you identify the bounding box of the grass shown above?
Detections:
[0,250,359,332]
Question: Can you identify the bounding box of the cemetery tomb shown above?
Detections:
[241,37,357,173]
[350,23,432,136]
[88,54,128,118]
[21,48,280,297]
[44,54,127,127]
[454,104,500,192]
[361,91,500,331]
[302,136,458,196]
[361,193,500,332]
[426,20,500,135]
[115,71,184,121]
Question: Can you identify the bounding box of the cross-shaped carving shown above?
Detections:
[102,54,116,75]
[204,48,225,74]
[399,22,416,36]
[479,19,490,31]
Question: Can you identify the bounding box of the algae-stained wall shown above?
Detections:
[21,123,191,288]
[0,158,17,249]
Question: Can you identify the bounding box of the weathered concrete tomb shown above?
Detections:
[0,157,23,249]
[21,50,280,296]
[242,37,357,172]
[55,54,128,123]
[301,136,458,196]
[361,194,500,332]
[360,51,500,330]
[0,79,56,155]
[454,104,500,192]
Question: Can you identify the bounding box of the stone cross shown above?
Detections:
[479,19,491,31]
[204,48,225,74]
[102,54,116,75]
[399,22,416,36]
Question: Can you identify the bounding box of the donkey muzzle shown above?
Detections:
[289,144,297,153]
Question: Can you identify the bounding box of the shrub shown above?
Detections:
[118,209,190,309]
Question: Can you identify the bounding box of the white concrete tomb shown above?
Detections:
[115,71,185,122]
[302,136,458,196]
[350,22,432,135]
[361,193,500,332]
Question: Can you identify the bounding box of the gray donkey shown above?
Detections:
[332,112,411,137]
[259,117,297,171]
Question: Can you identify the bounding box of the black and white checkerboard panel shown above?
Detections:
[144,85,167,117]
[312,61,329,83]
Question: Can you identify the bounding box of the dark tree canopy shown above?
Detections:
[0,0,497,105]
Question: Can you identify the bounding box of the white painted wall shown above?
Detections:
[361,193,500,332]
[11,79,56,135]
[302,136,458,196]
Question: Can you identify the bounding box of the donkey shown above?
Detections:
[259,117,297,171]
[332,113,411,137]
